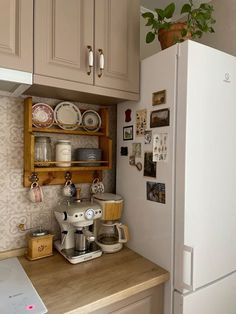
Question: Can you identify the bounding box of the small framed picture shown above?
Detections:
[144,152,156,177]
[146,182,166,204]
[132,143,142,157]
[123,125,133,141]
[152,90,166,106]
[150,109,170,128]
[136,109,147,137]
[144,130,152,144]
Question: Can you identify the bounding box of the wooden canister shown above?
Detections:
[93,193,123,221]
[26,230,53,260]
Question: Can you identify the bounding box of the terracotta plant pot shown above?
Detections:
[158,22,191,50]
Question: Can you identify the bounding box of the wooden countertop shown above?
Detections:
[19,248,169,314]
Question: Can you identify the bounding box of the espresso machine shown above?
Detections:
[54,199,103,264]
[93,193,129,253]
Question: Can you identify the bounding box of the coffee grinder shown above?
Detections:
[93,193,129,253]
[54,199,103,264]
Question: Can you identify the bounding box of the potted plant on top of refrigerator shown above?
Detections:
[142,0,216,50]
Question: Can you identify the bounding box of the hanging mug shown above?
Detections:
[62,180,77,197]
[90,178,104,194]
[29,182,44,203]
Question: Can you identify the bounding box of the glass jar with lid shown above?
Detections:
[55,140,71,167]
[34,136,52,167]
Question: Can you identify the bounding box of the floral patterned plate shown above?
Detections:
[32,103,54,128]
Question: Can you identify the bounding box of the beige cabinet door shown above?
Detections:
[0,0,33,72]
[34,0,94,85]
[90,286,163,314]
[94,0,140,94]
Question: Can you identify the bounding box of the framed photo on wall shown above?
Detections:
[146,181,166,204]
[150,109,170,128]
[123,126,133,141]
[144,152,156,177]
[152,90,166,106]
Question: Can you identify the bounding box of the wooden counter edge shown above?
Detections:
[66,273,170,314]
[0,247,26,260]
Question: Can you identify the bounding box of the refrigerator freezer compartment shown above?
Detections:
[174,271,236,314]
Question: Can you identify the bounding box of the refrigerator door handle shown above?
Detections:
[182,245,194,291]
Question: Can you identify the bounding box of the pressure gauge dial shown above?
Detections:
[85,208,95,220]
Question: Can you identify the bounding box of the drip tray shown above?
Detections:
[62,242,101,260]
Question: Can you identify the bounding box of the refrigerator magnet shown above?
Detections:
[150,109,170,128]
[153,133,168,162]
[152,90,166,106]
[146,182,166,204]
[144,130,152,144]
[120,147,128,156]
[125,109,132,122]
[132,143,142,158]
[143,152,156,178]
[136,109,147,136]
[123,126,133,141]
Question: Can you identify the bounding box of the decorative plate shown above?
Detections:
[54,101,82,130]
[82,110,102,132]
[32,103,54,128]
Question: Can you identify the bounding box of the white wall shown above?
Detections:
[198,0,236,56]
[140,14,161,59]
[141,0,236,59]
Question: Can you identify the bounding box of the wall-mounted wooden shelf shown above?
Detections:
[31,127,106,136]
[23,97,112,187]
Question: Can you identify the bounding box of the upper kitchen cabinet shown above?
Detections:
[34,0,93,85]
[0,0,33,72]
[94,0,139,94]
[33,0,140,103]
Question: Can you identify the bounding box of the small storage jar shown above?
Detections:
[55,140,71,167]
[34,136,52,167]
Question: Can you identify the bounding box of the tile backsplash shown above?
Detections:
[0,96,116,252]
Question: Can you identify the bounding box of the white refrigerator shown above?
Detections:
[116,41,236,314]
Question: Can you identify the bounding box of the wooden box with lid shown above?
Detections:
[26,229,54,260]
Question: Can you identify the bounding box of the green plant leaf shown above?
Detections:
[181,4,191,14]
[164,3,175,19]
[146,32,155,43]
[200,3,210,10]
[160,22,171,29]
[209,27,215,33]
[196,12,206,26]
[181,28,188,37]
[142,12,154,19]
[155,8,165,20]
[195,30,203,38]
[146,19,154,26]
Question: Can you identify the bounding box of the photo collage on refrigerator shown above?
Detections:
[121,89,170,204]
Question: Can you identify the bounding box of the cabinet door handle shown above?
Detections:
[98,49,104,78]
[87,45,93,75]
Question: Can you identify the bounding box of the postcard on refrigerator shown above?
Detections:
[153,133,168,162]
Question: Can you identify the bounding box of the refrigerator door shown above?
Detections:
[175,41,236,293]
[117,45,178,314]
[174,272,236,314]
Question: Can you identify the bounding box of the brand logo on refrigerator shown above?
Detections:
[224,73,231,83]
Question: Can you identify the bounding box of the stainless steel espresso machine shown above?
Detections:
[54,199,103,264]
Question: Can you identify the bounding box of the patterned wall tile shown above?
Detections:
[0,95,117,252]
